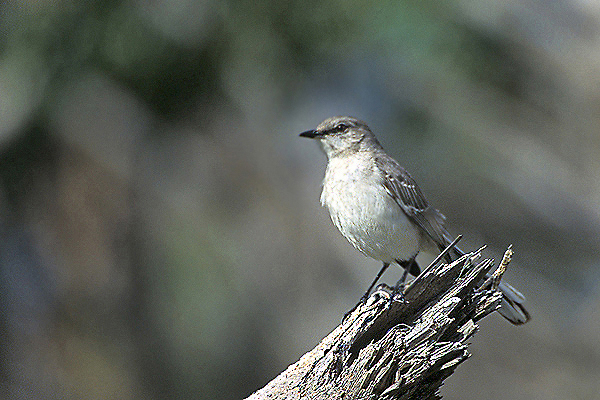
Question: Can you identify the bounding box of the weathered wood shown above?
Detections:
[247,246,511,400]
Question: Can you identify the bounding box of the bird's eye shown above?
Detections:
[332,123,349,133]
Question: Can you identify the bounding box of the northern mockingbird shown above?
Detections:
[300,116,530,325]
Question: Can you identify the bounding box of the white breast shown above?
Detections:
[320,154,421,263]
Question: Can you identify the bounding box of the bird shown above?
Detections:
[299,115,530,325]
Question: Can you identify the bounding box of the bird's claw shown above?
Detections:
[391,283,407,303]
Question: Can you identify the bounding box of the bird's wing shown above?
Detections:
[375,156,451,251]
[376,157,530,324]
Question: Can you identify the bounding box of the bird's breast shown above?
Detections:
[320,156,421,263]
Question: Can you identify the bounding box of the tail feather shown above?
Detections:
[497,282,530,325]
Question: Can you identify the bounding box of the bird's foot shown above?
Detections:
[391,282,407,303]
[342,284,395,322]
[374,282,393,293]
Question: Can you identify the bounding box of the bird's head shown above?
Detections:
[299,116,381,158]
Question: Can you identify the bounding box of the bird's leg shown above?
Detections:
[343,262,390,321]
[392,257,418,300]
[396,267,410,288]
[361,262,391,303]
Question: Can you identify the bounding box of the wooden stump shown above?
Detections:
[247,246,512,400]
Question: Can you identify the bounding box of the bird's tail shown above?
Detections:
[441,237,530,325]
[496,281,530,325]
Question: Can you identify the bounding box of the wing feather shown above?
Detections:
[375,156,530,323]
[375,156,450,251]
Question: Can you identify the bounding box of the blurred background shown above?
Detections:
[1,0,600,399]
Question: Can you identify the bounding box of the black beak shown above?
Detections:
[299,129,320,138]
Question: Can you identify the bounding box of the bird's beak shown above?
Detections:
[299,129,320,139]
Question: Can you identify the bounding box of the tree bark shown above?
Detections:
[246,246,512,400]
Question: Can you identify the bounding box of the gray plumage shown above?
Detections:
[300,116,530,325]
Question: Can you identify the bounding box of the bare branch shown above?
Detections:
[247,246,511,400]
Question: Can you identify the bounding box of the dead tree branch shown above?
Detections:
[246,246,512,400]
